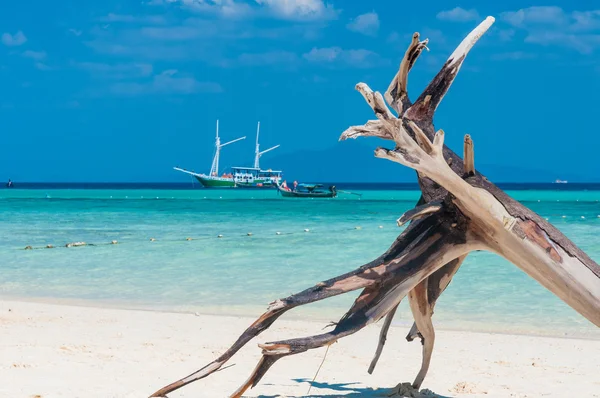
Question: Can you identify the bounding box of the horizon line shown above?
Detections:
[3,181,600,185]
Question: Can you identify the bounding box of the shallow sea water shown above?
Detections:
[1,187,599,339]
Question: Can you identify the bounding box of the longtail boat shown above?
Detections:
[277,182,337,198]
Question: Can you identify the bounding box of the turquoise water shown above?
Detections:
[1,188,600,339]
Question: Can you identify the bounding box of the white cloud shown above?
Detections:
[152,0,338,21]
[502,7,600,32]
[436,7,480,22]
[500,7,600,53]
[501,6,568,27]
[303,47,388,68]
[22,50,47,60]
[524,32,600,54]
[110,70,222,95]
[76,62,154,79]
[346,12,379,36]
[149,0,253,19]
[2,31,27,46]
[68,29,83,36]
[256,0,337,21]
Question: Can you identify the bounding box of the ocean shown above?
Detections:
[1,183,599,339]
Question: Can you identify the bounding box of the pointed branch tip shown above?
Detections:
[385,32,430,114]
[405,16,495,121]
[448,16,495,67]
[356,83,395,121]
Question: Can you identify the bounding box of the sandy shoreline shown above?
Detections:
[1,300,599,398]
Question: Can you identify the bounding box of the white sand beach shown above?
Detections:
[1,300,599,398]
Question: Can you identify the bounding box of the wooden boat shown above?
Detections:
[277,182,337,198]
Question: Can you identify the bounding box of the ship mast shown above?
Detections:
[253,121,280,169]
[209,120,245,176]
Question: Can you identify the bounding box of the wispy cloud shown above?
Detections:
[75,62,154,79]
[35,62,52,71]
[151,0,253,19]
[436,7,480,23]
[68,29,83,37]
[22,50,47,60]
[491,51,537,61]
[501,6,567,28]
[303,47,388,68]
[140,25,204,41]
[109,69,222,95]
[99,13,168,25]
[151,0,338,21]
[256,0,337,21]
[2,31,27,46]
[87,14,325,64]
[19,50,52,70]
[495,28,516,42]
[525,32,600,54]
[237,51,299,67]
[346,12,379,37]
[500,6,600,54]
[137,17,323,41]
[572,10,600,31]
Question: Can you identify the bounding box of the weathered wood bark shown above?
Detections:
[368,255,465,382]
[150,16,600,397]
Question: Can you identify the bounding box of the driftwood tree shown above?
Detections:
[150,16,600,398]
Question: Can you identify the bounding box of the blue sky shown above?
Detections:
[1,0,600,182]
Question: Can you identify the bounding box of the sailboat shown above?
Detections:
[232,122,282,188]
[174,120,245,188]
[174,120,282,188]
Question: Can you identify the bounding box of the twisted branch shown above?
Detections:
[149,16,600,398]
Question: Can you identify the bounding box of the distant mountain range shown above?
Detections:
[265,140,587,183]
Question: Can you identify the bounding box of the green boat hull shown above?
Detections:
[195,175,279,188]
[195,176,236,188]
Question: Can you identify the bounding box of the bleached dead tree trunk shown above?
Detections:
[150,16,600,398]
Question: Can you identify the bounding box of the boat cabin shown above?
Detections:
[231,167,282,187]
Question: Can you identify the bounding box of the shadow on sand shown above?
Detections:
[256,378,453,398]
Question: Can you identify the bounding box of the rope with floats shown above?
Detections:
[336,189,363,198]
[19,225,388,250]
[18,214,600,250]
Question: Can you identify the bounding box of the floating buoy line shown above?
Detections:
[19,225,389,251]
[17,215,600,251]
